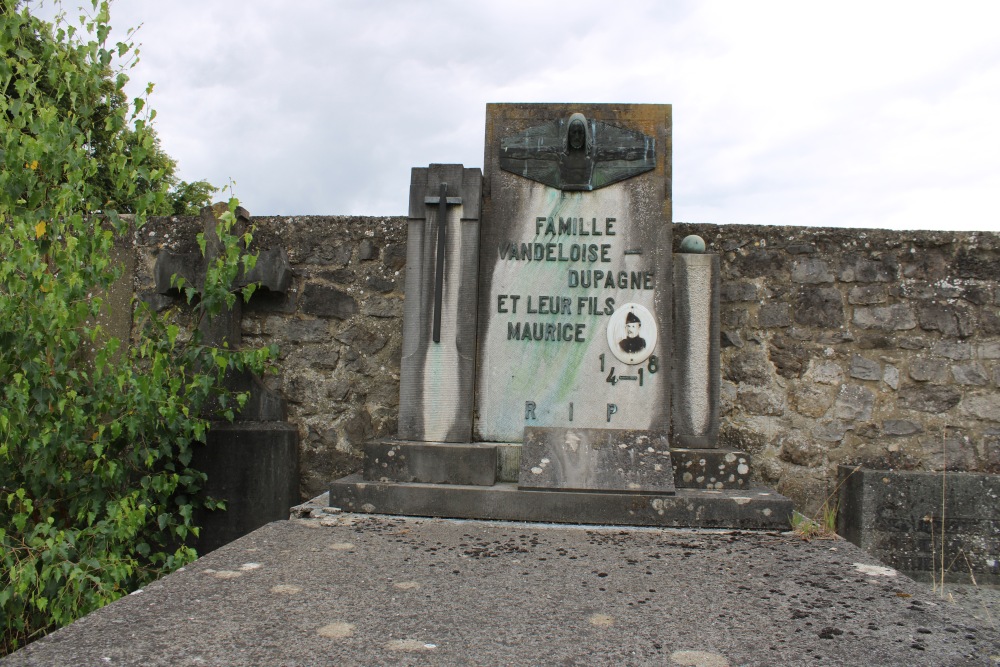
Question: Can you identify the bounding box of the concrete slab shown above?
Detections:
[4,512,996,666]
[329,475,790,529]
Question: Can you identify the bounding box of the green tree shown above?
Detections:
[1,0,215,214]
[0,1,270,654]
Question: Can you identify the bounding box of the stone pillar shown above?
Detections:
[398,164,482,442]
[672,252,720,446]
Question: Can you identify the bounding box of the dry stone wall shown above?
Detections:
[135,216,1000,514]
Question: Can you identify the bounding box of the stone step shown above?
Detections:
[329,474,792,530]
[363,439,498,486]
[365,439,753,491]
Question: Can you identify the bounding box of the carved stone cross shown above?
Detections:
[153,204,292,421]
[424,182,462,343]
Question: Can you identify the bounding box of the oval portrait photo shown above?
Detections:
[605,302,657,365]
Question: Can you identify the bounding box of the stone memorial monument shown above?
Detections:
[329,103,791,528]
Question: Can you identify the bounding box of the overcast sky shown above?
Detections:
[36,1,1000,230]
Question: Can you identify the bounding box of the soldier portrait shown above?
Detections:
[606,303,657,365]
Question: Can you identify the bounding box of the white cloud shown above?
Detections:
[29,0,1000,230]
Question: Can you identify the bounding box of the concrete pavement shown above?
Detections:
[3,508,998,666]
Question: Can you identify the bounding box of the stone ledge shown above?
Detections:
[329,475,792,529]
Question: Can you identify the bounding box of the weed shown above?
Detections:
[791,500,838,541]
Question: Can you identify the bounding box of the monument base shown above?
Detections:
[334,437,788,529]
[193,421,300,554]
[328,474,791,529]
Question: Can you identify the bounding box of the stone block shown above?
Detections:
[152,250,201,295]
[838,256,897,283]
[960,393,1000,422]
[979,341,1000,359]
[671,448,751,489]
[837,466,1000,580]
[721,307,749,327]
[365,276,396,293]
[882,364,900,389]
[847,285,887,305]
[243,290,297,314]
[853,305,917,331]
[730,249,784,278]
[789,382,835,417]
[295,346,340,370]
[737,386,784,416]
[242,247,293,293]
[334,325,388,355]
[832,384,875,422]
[882,419,922,436]
[264,316,329,343]
[361,296,400,318]
[931,341,973,360]
[858,335,896,352]
[955,248,1000,281]
[363,439,497,486]
[849,354,881,381]
[301,284,358,319]
[803,360,843,386]
[319,268,355,284]
[983,431,1000,472]
[358,238,377,261]
[921,429,977,471]
[720,330,743,348]
[961,284,992,305]
[812,420,849,443]
[908,358,949,383]
[382,243,407,271]
[724,346,771,386]
[778,433,825,467]
[952,362,989,386]
[982,310,1000,335]
[790,258,834,283]
[758,303,791,328]
[299,241,352,266]
[719,281,757,303]
[793,286,843,327]
[519,427,675,494]
[898,385,961,413]
[918,304,973,337]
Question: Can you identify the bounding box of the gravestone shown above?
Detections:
[153,204,299,553]
[477,104,671,441]
[329,104,791,528]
